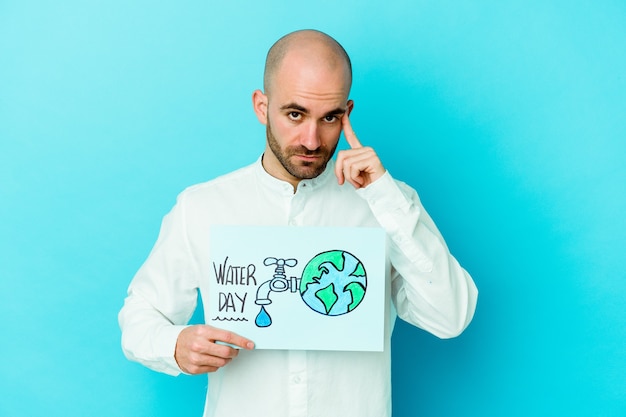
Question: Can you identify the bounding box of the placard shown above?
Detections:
[207,225,386,351]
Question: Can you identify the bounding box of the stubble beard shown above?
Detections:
[265,119,338,181]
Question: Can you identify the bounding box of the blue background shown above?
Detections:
[1,1,624,416]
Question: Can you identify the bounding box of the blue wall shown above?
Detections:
[1,1,624,416]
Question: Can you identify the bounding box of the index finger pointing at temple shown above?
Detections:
[342,113,362,149]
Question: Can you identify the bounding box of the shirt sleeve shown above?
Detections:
[356,171,478,338]
[118,192,199,375]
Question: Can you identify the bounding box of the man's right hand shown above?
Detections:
[174,325,255,374]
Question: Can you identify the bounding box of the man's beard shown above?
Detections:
[266,119,338,180]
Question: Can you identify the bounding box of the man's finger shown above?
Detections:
[342,113,362,149]
[210,327,255,350]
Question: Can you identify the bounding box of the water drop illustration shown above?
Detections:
[255,305,272,327]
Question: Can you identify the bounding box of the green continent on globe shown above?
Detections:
[300,250,367,316]
[315,284,338,314]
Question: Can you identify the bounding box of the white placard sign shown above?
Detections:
[207,225,386,351]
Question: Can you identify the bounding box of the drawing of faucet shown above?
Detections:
[255,257,299,306]
[254,257,300,328]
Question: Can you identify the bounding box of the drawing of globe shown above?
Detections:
[299,250,367,316]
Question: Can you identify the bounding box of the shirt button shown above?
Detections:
[293,376,301,384]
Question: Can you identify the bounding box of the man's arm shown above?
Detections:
[118,192,253,376]
[336,114,478,338]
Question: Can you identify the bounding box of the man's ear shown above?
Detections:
[346,99,354,116]
[252,90,268,125]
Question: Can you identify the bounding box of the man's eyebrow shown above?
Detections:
[324,107,347,117]
[279,104,347,117]
[280,103,308,113]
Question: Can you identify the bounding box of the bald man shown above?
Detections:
[119,30,477,417]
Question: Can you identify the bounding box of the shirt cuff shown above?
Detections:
[356,171,434,273]
[152,324,189,376]
[355,171,411,215]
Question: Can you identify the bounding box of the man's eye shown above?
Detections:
[288,112,302,120]
[324,116,337,123]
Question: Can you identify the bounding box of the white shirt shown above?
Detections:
[119,158,477,417]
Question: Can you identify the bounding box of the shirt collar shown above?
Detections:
[254,155,335,195]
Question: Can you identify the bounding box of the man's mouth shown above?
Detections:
[293,152,323,163]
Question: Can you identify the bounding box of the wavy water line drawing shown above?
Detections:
[212,316,249,322]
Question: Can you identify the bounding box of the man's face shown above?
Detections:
[254,54,353,187]
[265,111,339,181]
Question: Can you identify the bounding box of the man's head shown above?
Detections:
[262,30,352,95]
[252,30,354,188]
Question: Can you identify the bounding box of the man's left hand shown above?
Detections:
[335,113,386,189]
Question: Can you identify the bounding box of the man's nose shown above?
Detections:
[300,122,321,150]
